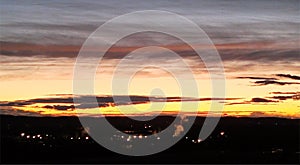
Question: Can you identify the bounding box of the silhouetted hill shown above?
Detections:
[1,115,299,163]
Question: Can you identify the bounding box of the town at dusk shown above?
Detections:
[0,0,299,164]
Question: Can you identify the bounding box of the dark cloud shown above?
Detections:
[276,74,300,80]
[199,98,241,101]
[264,91,300,101]
[270,92,298,95]
[0,95,239,112]
[42,105,75,111]
[0,101,31,107]
[251,98,278,103]
[269,96,293,100]
[227,97,278,105]
[236,76,277,80]
[76,103,110,109]
[27,97,74,104]
[237,74,300,86]
[253,80,300,86]
[0,107,43,117]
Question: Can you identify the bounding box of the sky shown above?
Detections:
[0,0,299,118]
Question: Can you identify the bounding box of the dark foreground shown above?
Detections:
[1,115,299,164]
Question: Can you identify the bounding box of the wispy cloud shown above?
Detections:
[227,97,278,105]
[0,95,239,113]
[268,91,300,101]
[236,76,278,80]
[236,75,300,86]
[276,74,300,80]
[42,105,75,111]
[270,92,298,95]
[253,80,300,86]
[1,0,299,45]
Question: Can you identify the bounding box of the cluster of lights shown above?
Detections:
[20,132,92,141]
[144,124,152,129]
[20,133,45,140]
[113,134,157,142]
[191,138,202,144]
[20,130,227,144]
[185,131,226,144]
[69,136,89,140]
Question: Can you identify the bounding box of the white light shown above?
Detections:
[20,133,25,137]
[220,131,225,136]
[197,139,201,143]
[185,136,188,139]
[133,135,137,139]
[26,135,30,139]
[126,136,131,142]
[46,134,49,137]
[138,135,143,139]
[37,134,41,137]
[32,136,36,139]
[157,137,160,140]
[121,136,124,139]
[85,137,89,140]
[71,137,74,140]
[78,137,81,140]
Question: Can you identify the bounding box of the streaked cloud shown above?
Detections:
[227,97,279,105]
[236,74,300,86]
[236,76,278,80]
[270,92,299,95]
[251,98,278,103]
[268,91,300,101]
[253,80,300,86]
[0,94,239,111]
[42,105,75,111]
[0,94,246,117]
[276,74,300,80]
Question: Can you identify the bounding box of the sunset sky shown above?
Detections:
[0,0,299,118]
